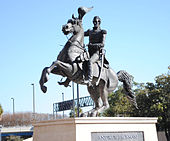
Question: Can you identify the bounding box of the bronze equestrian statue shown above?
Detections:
[39,7,138,117]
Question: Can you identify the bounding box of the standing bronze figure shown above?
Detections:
[39,7,137,117]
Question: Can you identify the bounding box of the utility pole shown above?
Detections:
[31,83,35,120]
[62,93,64,118]
[53,103,55,119]
[11,98,15,115]
[77,84,80,117]
[72,82,75,118]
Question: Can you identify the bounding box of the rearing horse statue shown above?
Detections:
[39,7,138,117]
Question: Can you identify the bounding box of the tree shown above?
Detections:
[0,104,3,116]
[103,85,134,117]
[0,104,3,121]
[69,107,83,117]
[151,67,170,140]
[132,82,154,117]
[132,67,170,141]
[103,66,170,141]
[0,112,56,127]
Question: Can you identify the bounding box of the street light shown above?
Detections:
[31,83,35,120]
[62,93,64,118]
[72,82,75,118]
[77,84,80,117]
[11,98,15,115]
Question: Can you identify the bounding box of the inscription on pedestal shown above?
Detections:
[91,132,144,141]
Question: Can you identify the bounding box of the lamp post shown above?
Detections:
[11,98,15,115]
[72,82,75,118]
[62,93,64,118]
[77,84,80,117]
[31,83,35,120]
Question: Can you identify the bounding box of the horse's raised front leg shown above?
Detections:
[39,60,73,93]
[39,67,49,93]
[39,60,59,93]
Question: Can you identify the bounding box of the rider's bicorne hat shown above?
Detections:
[78,6,93,20]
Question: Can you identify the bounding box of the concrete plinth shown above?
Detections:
[33,117,158,141]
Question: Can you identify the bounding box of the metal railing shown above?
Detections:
[53,96,94,115]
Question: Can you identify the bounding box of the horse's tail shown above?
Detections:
[117,70,138,109]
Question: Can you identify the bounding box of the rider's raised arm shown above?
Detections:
[84,29,90,36]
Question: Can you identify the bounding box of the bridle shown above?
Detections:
[68,39,86,51]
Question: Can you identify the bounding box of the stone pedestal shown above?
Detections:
[33,117,158,141]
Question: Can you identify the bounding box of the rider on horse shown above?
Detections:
[59,16,109,87]
[84,16,109,86]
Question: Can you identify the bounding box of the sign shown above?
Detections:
[91,132,144,141]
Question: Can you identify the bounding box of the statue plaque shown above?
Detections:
[91,132,144,141]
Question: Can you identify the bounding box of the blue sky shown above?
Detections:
[0,0,169,115]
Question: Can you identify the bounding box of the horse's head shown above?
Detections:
[62,17,82,35]
[62,6,93,35]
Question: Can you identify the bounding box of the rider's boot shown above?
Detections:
[84,61,93,87]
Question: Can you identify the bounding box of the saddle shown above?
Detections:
[71,51,109,83]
